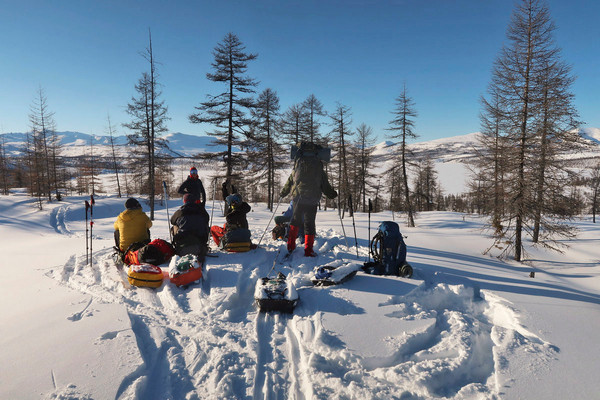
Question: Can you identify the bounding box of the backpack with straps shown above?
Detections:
[124,238,175,266]
[364,221,412,277]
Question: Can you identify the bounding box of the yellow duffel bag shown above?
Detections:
[127,263,164,288]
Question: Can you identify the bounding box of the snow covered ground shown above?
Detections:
[1,192,600,399]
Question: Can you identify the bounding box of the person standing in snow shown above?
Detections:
[178,166,207,205]
[170,193,210,257]
[280,142,337,257]
[114,198,152,252]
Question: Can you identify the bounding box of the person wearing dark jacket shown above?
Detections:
[280,144,337,257]
[221,178,237,214]
[170,193,210,256]
[210,193,251,246]
[178,167,207,205]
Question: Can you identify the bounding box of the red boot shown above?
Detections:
[287,225,299,252]
[304,235,317,257]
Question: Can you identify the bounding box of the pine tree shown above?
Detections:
[477,89,509,232]
[387,84,418,227]
[280,103,308,145]
[478,0,581,260]
[124,29,170,220]
[588,162,600,223]
[330,102,354,212]
[0,135,9,195]
[302,94,327,144]
[354,123,378,212]
[189,32,258,183]
[29,87,61,202]
[248,88,285,209]
[106,114,122,198]
[413,156,438,212]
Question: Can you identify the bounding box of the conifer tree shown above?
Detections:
[124,29,170,220]
[413,156,438,212]
[302,94,326,144]
[478,0,581,260]
[354,123,378,212]
[0,135,9,195]
[106,114,122,198]
[330,102,354,212]
[248,88,284,209]
[589,162,600,223]
[29,87,61,202]
[280,103,308,145]
[387,84,418,227]
[189,32,258,183]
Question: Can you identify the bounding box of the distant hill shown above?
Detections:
[0,131,227,158]
[3,129,599,162]
[3,129,599,195]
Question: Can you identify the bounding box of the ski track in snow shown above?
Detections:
[47,224,558,399]
[50,204,73,236]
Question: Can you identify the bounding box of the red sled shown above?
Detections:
[168,254,203,287]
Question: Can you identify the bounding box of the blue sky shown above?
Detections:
[1,0,598,142]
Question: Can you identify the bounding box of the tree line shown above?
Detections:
[1,0,599,262]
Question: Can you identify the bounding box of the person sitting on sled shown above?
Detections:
[221,177,237,213]
[170,193,210,257]
[178,166,207,206]
[280,143,337,257]
[114,198,152,253]
[210,193,251,246]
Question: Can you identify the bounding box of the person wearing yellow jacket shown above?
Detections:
[114,198,152,252]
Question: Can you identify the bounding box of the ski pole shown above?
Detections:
[85,200,90,265]
[162,181,172,242]
[257,196,282,247]
[209,178,217,233]
[207,177,217,249]
[337,200,349,249]
[368,199,373,262]
[267,245,284,278]
[89,194,95,267]
[348,194,359,259]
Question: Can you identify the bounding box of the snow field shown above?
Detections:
[2,193,599,399]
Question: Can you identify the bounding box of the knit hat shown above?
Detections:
[183,193,198,204]
[226,193,242,206]
[125,198,141,210]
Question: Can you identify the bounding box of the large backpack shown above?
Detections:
[364,221,412,277]
[124,238,175,266]
[172,231,207,258]
[221,228,252,252]
[291,142,331,202]
[291,141,331,162]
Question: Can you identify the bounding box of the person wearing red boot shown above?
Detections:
[280,142,337,257]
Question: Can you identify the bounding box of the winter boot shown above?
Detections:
[287,225,299,252]
[304,235,317,257]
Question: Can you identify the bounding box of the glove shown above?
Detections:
[329,190,338,200]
